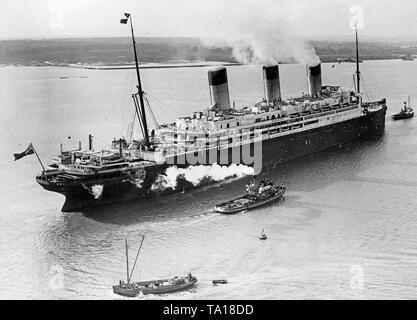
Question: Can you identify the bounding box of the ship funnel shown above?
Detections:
[263,65,281,103]
[307,63,322,97]
[208,67,230,111]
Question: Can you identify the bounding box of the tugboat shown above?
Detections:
[392,97,414,120]
[214,179,285,214]
[113,235,197,297]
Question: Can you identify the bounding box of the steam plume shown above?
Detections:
[151,163,254,191]
[201,0,320,65]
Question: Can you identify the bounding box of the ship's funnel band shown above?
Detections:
[308,63,322,97]
[309,64,321,76]
[208,67,230,111]
[263,65,279,80]
[208,67,228,86]
[263,65,281,103]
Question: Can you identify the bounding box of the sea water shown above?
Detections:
[1,60,417,299]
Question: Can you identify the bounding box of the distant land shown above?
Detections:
[1,37,417,67]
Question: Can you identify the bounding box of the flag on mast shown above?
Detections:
[13,143,35,161]
[120,13,130,24]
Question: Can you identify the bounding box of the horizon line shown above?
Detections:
[2,34,417,43]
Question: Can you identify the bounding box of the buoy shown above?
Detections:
[259,228,267,240]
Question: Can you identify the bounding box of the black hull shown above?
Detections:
[113,279,197,297]
[392,113,414,120]
[214,193,285,214]
[214,187,286,214]
[37,106,386,212]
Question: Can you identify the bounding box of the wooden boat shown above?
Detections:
[214,180,285,214]
[113,275,198,297]
[113,235,197,297]
[212,279,228,285]
[392,97,414,120]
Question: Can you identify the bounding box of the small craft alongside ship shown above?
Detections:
[401,55,414,61]
[392,96,414,120]
[212,280,228,285]
[214,179,285,214]
[113,235,197,297]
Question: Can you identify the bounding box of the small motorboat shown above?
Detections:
[214,179,285,214]
[259,229,267,240]
[392,97,414,120]
[212,279,228,285]
[113,235,198,297]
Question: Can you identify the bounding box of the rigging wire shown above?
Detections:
[351,74,357,93]
[143,94,160,129]
[124,72,136,136]
[147,69,182,106]
[126,104,136,143]
[148,69,197,117]
[361,75,375,102]
[145,92,181,120]
[133,94,145,140]
[128,235,145,281]
[98,69,134,141]
[122,71,135,138]
[361,63,383,100]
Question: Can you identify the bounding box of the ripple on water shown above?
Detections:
[3,62,417,299]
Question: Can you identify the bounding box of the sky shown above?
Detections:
[1,0,417,40]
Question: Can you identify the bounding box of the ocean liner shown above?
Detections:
[36,14,387,212]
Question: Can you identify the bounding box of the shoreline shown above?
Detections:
[0,57,412,69]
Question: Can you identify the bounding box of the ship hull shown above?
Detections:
[214,187,286,214]
[112,279,197,297]
[37,106,386,212]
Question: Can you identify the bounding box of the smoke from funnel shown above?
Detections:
[200,0,320,66]
[229,34,320,65]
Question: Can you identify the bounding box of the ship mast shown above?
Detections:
[121,13,150,146]
[355,26,361,94]
[129,235,145,281]
[125,238,130,284]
